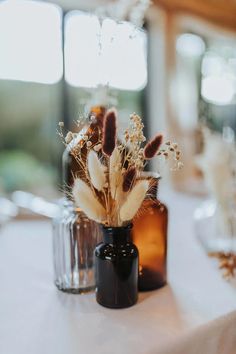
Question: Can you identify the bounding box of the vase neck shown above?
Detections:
[149,179,158,198]
[102,225,132,244]
[139,173,160,198]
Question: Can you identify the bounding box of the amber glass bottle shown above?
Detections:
[62,105,106,189]
[132,175,168,291]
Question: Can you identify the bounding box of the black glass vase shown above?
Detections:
[95,224,139,309]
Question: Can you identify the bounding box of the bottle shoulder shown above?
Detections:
[95,242,138,260]
[141,199,168,212]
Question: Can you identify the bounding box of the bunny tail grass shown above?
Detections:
[109,147,122,199]
[102,108,117,156]
[143,134,163,159]
[72,178,106,222]
[122,166,137,192]
[119,180,149,222]
[87,150,106,191]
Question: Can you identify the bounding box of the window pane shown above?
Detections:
[0,0,63,84]
[65,11,147,91]
[0,0,63,197]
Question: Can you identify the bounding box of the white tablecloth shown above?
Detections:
[0,191,236,354]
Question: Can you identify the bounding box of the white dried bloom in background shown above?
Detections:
[196,128,236,236]
[95,0,151,28]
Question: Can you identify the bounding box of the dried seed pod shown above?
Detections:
[102,109,117,156]
[143,134,163,160]
[122,167,137,192]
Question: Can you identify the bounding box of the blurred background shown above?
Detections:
[1,0,236,202]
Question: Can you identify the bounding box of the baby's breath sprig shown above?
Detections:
[123,113,146,169]
[209,252,236,280]
[156,140,183,171]
[58,117,103,187]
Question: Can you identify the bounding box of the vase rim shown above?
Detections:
[139,171,161,180]
[102,223,133,231]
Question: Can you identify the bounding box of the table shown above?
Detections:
[0,191,236,354]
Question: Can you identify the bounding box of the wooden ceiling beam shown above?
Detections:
[154,0,236,32]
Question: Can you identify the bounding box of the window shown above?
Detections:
[0,0,63,84]
[64,11,147,131]
[65,11,147,90]
[0,2,147,197]
[0,0,63,197]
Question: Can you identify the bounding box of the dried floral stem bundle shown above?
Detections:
[59,109,182,226]
[209,252,236,279]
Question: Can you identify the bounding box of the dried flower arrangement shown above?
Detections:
[209,252,236,280]
[58,108,182,227]
[196,128,236,280]
[196,128,236,237]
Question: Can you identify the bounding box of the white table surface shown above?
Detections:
[0,191,236,354]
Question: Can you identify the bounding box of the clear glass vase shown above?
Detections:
[194,199,236,254]
[53,199,102,293]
